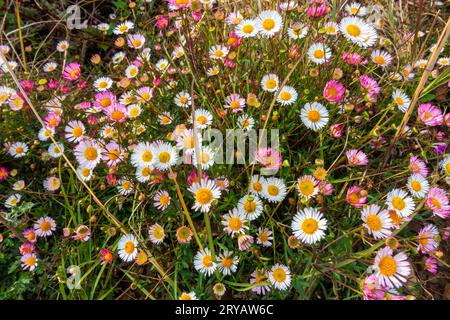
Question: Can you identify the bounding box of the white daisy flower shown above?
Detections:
[117,234,138,262]
[194,248,217,276]
[238,194,263,221]
[307,43,331,64]
[371,50,393,68]
[76,166,93,181]
[291,207,327,244]
[256,10,283,38]
[188,178,221,213]
[5,193,21,208]
[193,146,215,170]
[127,104,142,119]
[64,120,85,143]
[300,102,329,131]
[56,40,69,52]
[406,174,430,198]
[249,175,266,195]
[392,89,410,113]
[261,177,287,203]
[34,216,56,237]
[152,140,178,171]
[117,178,134,196]
[174,91,191,108]
[153,190,170,210]
[8,142,28,158]
[135,166,153,183]
[155,58,169,72]
[276,85,298,106]
[339,16,377,48]
[125,64,139,78]
[361,204,393,239]
[48,142,64,158]
[148,223,165,244]
[237,114,255,132]
[324,21,339,35]
[268,264,291,290]
[235,19,259,38]
[209,45,229,60]
[74,140,102,169]
[193,108,213,129]
[345,2,368,16]
[222,208,248,237]
[386,189,415,217]
[94,77,113,91]
[38,127,55,142]
[131,142,155,168]
[114,21,134,34]
[288,24,308,40]
[261,74,279,93]
[217,251,239,275]
[43,62,58,72]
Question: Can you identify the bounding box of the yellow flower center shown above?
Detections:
[395,97,404,105]
[391,197,406,211]
[84,147,98,161]
[265,79,277,90]
[262,18,275,31]
[202,254,213,267]
[273,268,286,283]
[111,110,125,121]
[25,256,36,267]
[221,257,233,268]
[158,151,171,163]
[214,50,224,58]
[124,240,135,254]
[267,184,280,196]
[179,96,188,104]
[298,180,314,196]
[374,56,385,65]
[197,115,208,125]
[132,39,142,47]
[244,199,256,213]
[196,188,213,205]
[72,127,83,137]
[346,24,361,37]
[228,217,243,231]
[378,256,397,276]
[253,181,263,192]
[141,150,153,162]
[366,214,382,231]
[15,146,24,154]
[313,50,324,59]
[280,91,292,101]
[301,218,318,234]
[108,149,120,161]
[230,100,241,110]
[98,81,108,89]
[307,109,321,122]
[410,181,422,192]
[243,24,254,34]
[40,221,51,232]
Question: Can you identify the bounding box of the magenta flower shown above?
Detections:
[342,52,363,65]
[360,76,380,95]
[425,256,438,274]
[0,167,8,181]
[20,80,35,91]
[62,62,81,81]
[156,16,169,29]
[418,224,439,254]
[19,242,35,255]
[409,155,428,177]
[346,186,367,208]
[418,103,443,126]
[100,248,114,265]
[94,91,116,109]
[72,225,91,242]
[346,149,368,166]
[426,187,450,219]
[255,147,282,171]
[330,123,344,138]
[44,112,61,128]
[105,103,127,123]
[362,275,385,300]
[306,3,328,17]
[323,80,345,103]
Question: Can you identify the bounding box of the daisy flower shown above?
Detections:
[34,216,56,237]
[238,194,263,221]
[193,146,215,170]
[291,207,327,244]
[256,227,273,247]
[135,166,153,183]
[97,23,109,32]
[261,177,287,203]
[148,224,165,244]
[362,205,393,239]
[153,190,171,210]
[415,59,428,69]
[250,269,271,295]
[222,208,248,237]
[268,264,291,290]
[386,189,415,217]
[188,178,221,213]
[371,50,393,68]
[345,2,368,16]
[74,140,102,169]
[226,12,243,25]
[261,74,279,93]
[401,65,415,80]
[131,142,155,168]
[373,247,411,288]
[249,175,265,195]
[171,46,185,59]
[276,85,298,106]
[127,104,142,119]
[213,283,226,297]
[112,52,126,64]
[117,178,134,196]
[152,141,178,171]
[235,19,259,38]
[237,234,254,251]
[308,43,331,64]
[21,254,38,271]
[64,120,85,143]
[94,77,113,91]
[43,62,57,72]
[100,248,114,265]
[13,180,25,191]
[136,86,153,103]
[125,64,139,78]
[176,129,201,156]
[256,10,283,38]
[8,142,28,158]
[19,242,35,255]
[392,90,410,113]
[127,34,146,49]
[441,155,450,175]
[288,23,308,40]
[118,234,138,262]
[48,142,64,158]
[176,226,193,244]
[56,40,69,52]
[158,112,173,125]
[255,147,282,171]
[418,224,440,254]
[194,248,217,276]
[409,156,428,177]
[426,187,450,219]
[339,16,377,48]
[62,62,81,82]
[179,292,198,300]
[437,57,450,67]
[237,114,255,132]
[346,149,368,166]
[174,91,191,108]
[224,93,245,113]
[324,21,339,35]
[94,91,116,109]
[5,193,21,208]
[209,45,229,60]
[300,102,329,131]
[76,165,93,181]
[296,175,319,200]
[43,176,61,191]
[155,58,169,72]
[114,21,134,34]
[418,103,443,126]
[323,80,345,103]
[218,251,238,276]
[406,174,430,198]
[193,108,213,129]
[72,225,91,242]
[207,66,220,76]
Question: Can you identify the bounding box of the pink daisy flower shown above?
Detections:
[94,91,116,110]
[224,93,245,113]
[323,80,345,103]
[424,256,438,274]
[19,242,35,255]
[346,149,368,166]
[418,103,443,126]
[0,167,8,180]
[255,147,282,171]
[360,75,380,95]
[34,216,57,237]
[62,62,81,81]
[100,248,114,265]
[426,187,450,219]
[23,228,37,243]
[418,224,439,254]
[105,103,128,123]
[409,155,428,177]
[346,185,367,208]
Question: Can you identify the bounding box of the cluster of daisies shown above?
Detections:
[0,0,449,300]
